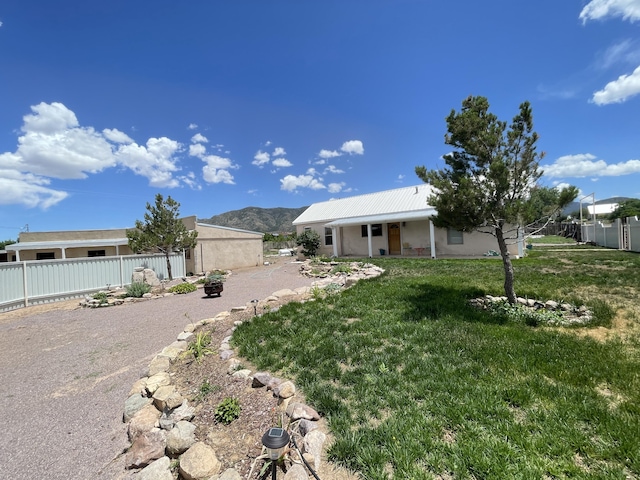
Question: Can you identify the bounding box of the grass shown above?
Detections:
[233,247,640,479]
[528,235,577,244]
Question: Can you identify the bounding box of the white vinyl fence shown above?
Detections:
[0,253,185,312]
[581,216,640,252]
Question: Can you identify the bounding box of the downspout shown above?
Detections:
[429,220,436,258]
[367,224,373,258]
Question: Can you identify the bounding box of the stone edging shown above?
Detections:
[120,261,384,480]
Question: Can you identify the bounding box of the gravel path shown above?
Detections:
[0,261,314,480]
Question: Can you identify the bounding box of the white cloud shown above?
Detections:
[340,140,364,155]
[203,165,235,184]
[273,147,286,157]
[272,158,293,168]
[253,150,270,167]
[188,123,198,130]
[592,65,640,104]
[319,149,341,159]
[103,128,134,144]
[191,133,208,143]
[0,168,68,209]
[596,39,640,70]
[189,143,207,157]
[280,174,326,192]
[328,182,346,193]
[306,167,319,176]
[115,137,181,188]
[179,172,201,190]
[580,0,640,23]
[542,153,640,177]
[324,165,345,174]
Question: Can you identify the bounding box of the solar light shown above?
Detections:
[262,427,290,478]
[251,298,259,315]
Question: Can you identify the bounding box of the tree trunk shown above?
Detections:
[165,252,173,281]
[495,226,517,304]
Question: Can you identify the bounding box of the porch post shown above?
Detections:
[429,220,436,258]
[331,227,338,257]
[61,248,67,259]
[367,224,373,258]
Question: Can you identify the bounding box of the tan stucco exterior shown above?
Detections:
[6,216,264,272]
[296,220,521,259]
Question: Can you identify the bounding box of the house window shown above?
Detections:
[88,250,106,257]
[324,228,333,246]
[304,227,311,232]
[447,228,464,245]
[36,252,55,260]
[361,224,383,237]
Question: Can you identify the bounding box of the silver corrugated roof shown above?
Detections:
[6,238,130,251]
[293,184,435,225]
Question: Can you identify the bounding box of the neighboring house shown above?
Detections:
[292,185,524,258]
[586,197,631,216]
[3,216,264,273]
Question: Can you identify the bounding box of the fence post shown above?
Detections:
[120,255,124,287]
[22,261,29,308]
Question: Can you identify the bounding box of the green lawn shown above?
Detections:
[233,248,640,479]
[528,235,577,244]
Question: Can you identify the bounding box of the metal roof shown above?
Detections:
[325,208,437,227]
[293,184,435,225]
[6,238,130,251]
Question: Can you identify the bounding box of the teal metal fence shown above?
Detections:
[0,253,185,312]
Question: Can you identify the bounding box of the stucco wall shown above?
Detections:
[297,221,521,258]
[188,223,263,273]
[15,245,135,261]
[19,228,129,242]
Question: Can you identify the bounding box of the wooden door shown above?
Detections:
[388,223,401,255]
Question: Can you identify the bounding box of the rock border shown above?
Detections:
[120,261,384,479]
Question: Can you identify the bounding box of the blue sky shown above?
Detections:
[1,1,640,240]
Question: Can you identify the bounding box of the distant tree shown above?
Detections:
[416,96,577,304]
[296,230,321,257]
[127,194,198,280]
[609,199,640,220]
[523,186,578,226]
[0,239,16,249]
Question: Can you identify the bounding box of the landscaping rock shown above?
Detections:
[179,442,221,480]
[128,404,162,441]
[166,420,197,455]
[125,429,166,469]
[138,456,173,480]
[124,393,152,422]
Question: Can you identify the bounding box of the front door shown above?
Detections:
[388,223,401,255]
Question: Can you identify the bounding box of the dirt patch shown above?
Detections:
[0,298,81,325]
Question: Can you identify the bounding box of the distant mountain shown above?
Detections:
[198,206,308,233]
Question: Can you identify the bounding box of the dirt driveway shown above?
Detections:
[0,261,315,480]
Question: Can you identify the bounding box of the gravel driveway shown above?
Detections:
[0,261,314,480]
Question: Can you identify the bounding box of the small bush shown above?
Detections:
[214,397,241,424]
[197,380,220,401]
[331,264,352,274]
[92,292,109,304]
[296,230,321,257]
[168,282,197,294]
[125,282,152,298]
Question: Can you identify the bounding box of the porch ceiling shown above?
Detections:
[324,209,436,227]
[6,238,130,251]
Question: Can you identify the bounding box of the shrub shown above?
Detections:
[296,230,321,257]
[92,292,109,304]
[214,397,241,424]
[168,282,197,294]
[125,282,152,298]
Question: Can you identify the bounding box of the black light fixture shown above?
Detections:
[251,298,259,315]
[262,427,290,479]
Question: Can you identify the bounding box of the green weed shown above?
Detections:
[214,397,241,424]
